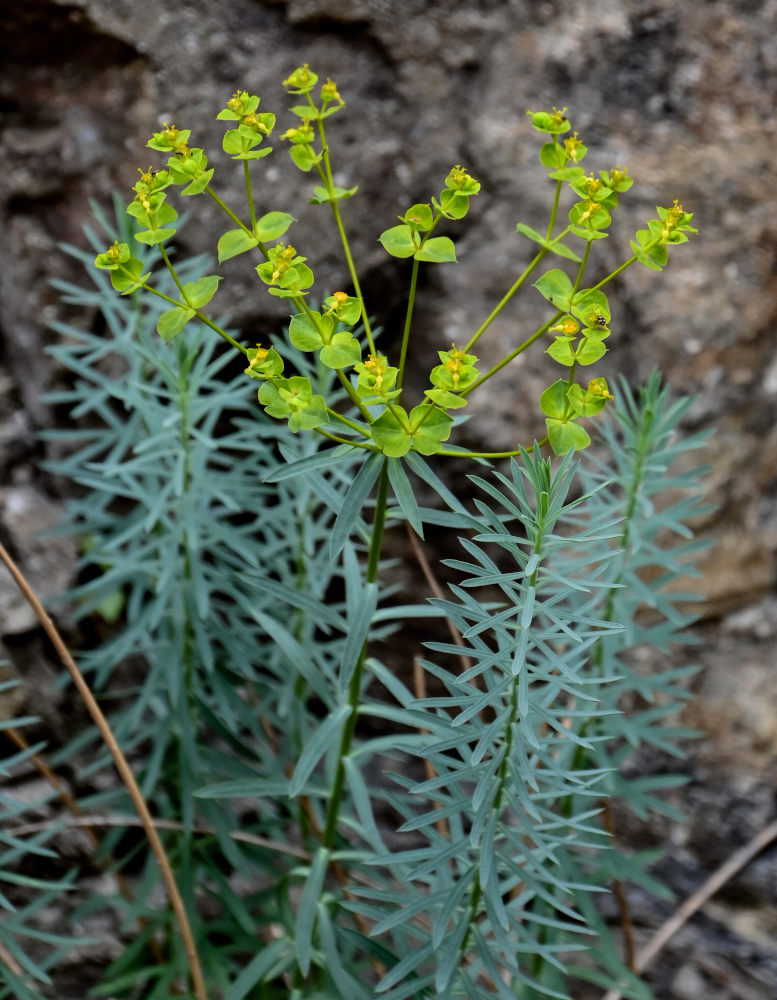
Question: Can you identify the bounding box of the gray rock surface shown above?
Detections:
[2,1,777,997]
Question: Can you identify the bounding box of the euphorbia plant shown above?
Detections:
[63,67,707,1000]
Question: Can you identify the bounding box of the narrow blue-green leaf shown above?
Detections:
[240,606,335,703]
[377,941,435,993]
[194,777,290,799]
[225,937,291,999]
[432,866,475,950]
[330,452,384,559]
[387,457,424,537]
[262,443,357,482]
[295,846,330,975]
[340,582,378,689]
[478,811,498,894]
[404,451,470,516]
[248,575,346,631]
[343,755,386,852]
[289,704,351,797]
[317,902,371,999]
[434,914,470,994]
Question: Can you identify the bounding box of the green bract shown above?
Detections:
[378,224,417,258]
[289,310,332,351]
[158,304,196,342]
[282,63,318,94]
[257,376,328,431]
[162,146,215,195]
[370,404,453,457]
[323,293,361,325]
[109,258,151,295]
[404,203,433,230]
[309,184,358,204]
[355,356,399,402]
[319,332,361,369]
[533,268,575,312]
[527,107,571,133]
[217,228,258,262]
[244,345,284,379]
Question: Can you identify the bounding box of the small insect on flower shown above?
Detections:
[595,314,607,327]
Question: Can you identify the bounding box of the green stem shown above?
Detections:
[315,428,379,450]
[314,113,376,354]
[545,178,564,240]
[331,199,376,355]
[141,251,248,356]
[205,185,253,236]
[334,369,374,422]
[326,402,371,436]
[159,245,188,300]
[322,461,390,850]
[436,436,548,458]
[571,239,592,296]
[243,161,258,233]
[461,312,562,397]
[588,249,646,293]
[140,283,186,309]
[142,283,248,357]
[194,311,248,356]
[463,247,548,354]
[460,176,573,357]
[396,258,420,393]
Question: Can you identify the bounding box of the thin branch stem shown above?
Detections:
[243,161,258,233]
[315,427,379,450]
[601,799,636,971]
[158,244,189,300]
[397,258,420,393]
[205,185,253,236]
[463,247,548,354]
[461,314,561,397]
[436,436,548,459]
[0,542,209,1000]
[195,310,249,356]
[322,460,390,850]
[601,816,777,1000]
[314,112,376,354]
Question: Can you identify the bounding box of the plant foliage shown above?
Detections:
[0,69,708,1000]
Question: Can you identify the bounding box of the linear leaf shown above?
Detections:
[295,846,330,975]
[387,456,424,537]
[330,452,384,559]
[289,704,351,797]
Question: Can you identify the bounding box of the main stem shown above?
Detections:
[321,461,390,849]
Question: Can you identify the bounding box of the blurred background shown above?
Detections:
[1,1,776,997]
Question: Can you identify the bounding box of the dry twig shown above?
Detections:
[0,542,209,1000]
[601,816,777,1000]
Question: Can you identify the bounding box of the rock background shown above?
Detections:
[1,0,777,997]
